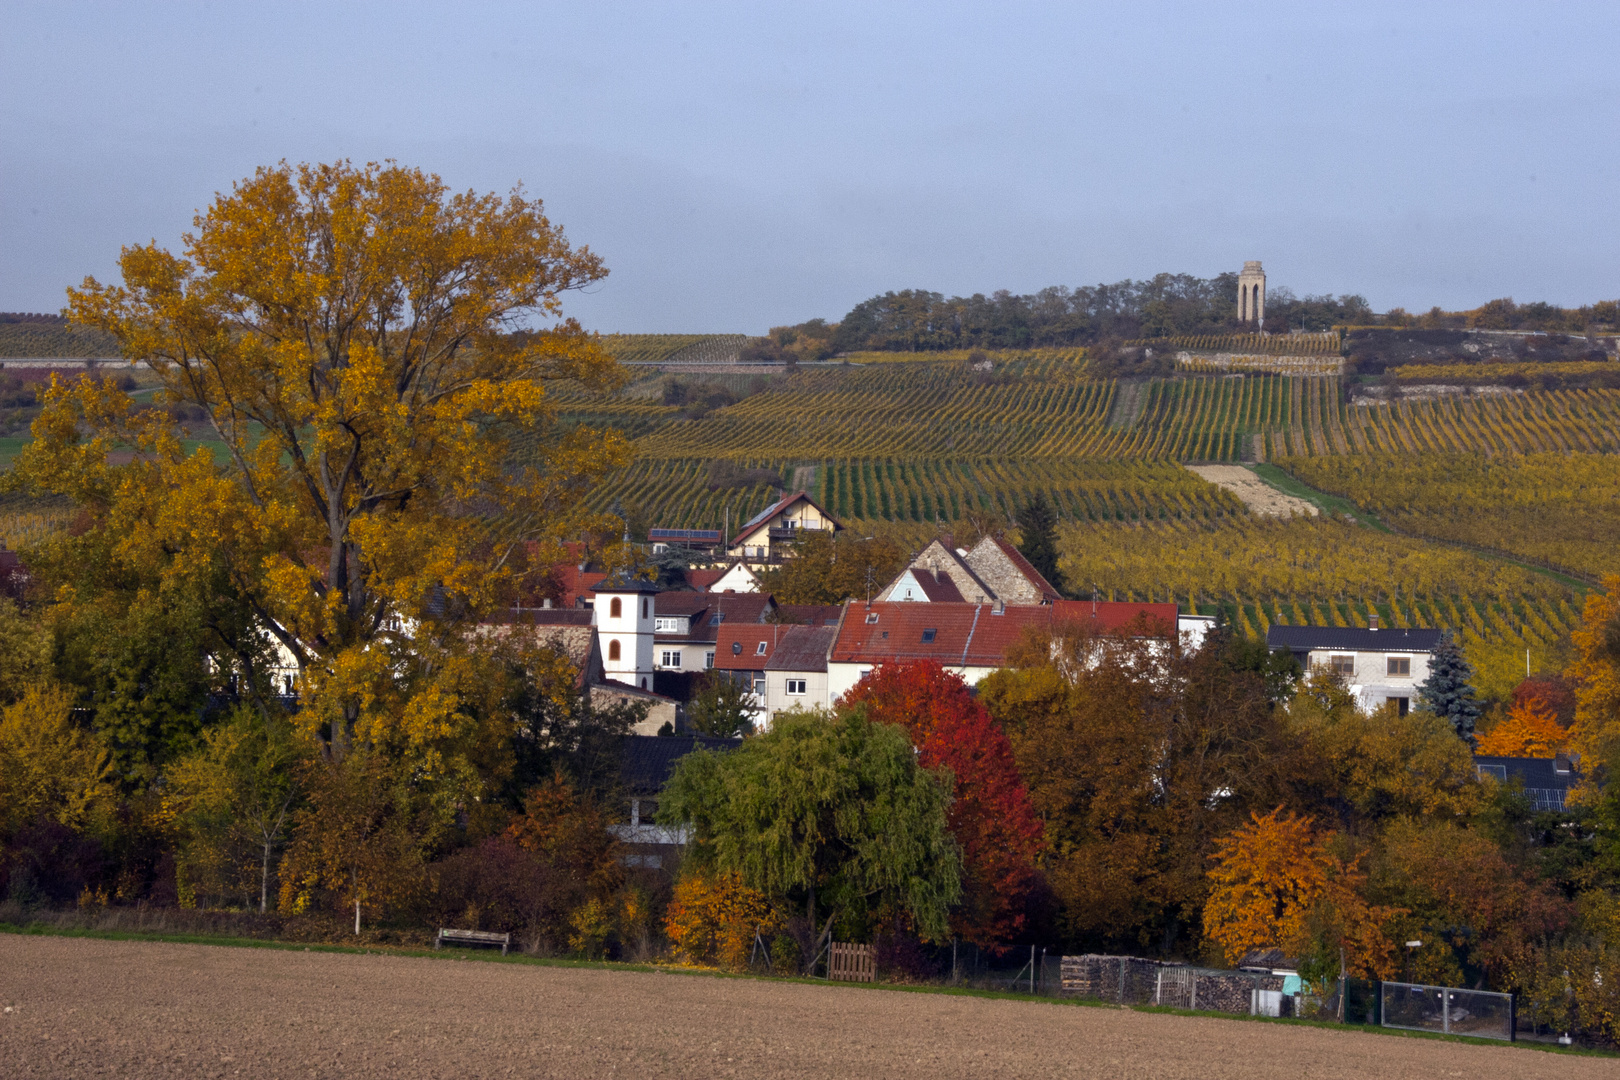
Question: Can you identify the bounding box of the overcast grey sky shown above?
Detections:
[2,1,1617,332]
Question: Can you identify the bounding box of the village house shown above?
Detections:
[1265,620,1440,715]
[826,598,1182,701]
[879,535,1062,606]
[726,491,841,565]
[762,624,838,726]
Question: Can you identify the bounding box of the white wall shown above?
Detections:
[597,591,655,690]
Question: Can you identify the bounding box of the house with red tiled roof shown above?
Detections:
[826,598,1180,702]
[763,624,838,726]
[726,491,841,564]
[652,591,777,677]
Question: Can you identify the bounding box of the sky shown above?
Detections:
[2,1,1617,333]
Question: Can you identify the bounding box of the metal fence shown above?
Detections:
[1057,955,1292,1015]
[1381,981,1515,1041]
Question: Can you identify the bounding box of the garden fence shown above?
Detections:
[1381,981,1515,1041]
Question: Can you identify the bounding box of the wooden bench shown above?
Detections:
[436,928,511,955]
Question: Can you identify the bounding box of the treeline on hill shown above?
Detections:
[741,287,1618,360]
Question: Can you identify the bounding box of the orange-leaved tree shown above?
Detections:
[1568,575,1620,771]
[1204,807,1399,979]
[16,160,632,927]
[1476,696,1567,758]
[839,661,1044,951]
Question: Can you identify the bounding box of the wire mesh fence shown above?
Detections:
[1381,981,1514,1041]
[1055,955,1294,1015]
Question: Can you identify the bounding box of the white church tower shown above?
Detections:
[1238,260,1266,329]
[593,574,659,691]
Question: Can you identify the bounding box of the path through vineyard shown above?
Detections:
[1185,465,1317,518]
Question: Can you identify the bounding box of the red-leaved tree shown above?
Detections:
[839,661,1044,950]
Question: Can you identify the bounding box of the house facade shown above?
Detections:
[1265,622,1441,714]
[727,491,841,564]
[762,624,837,726]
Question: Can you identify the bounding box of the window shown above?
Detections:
[655,617,683,633]
[921,628,936,643]
[660,650,682,669]
[642,598,649,618]
[705,651,716,669]
[786,679,807,695]
[752,677,765,694]
[609,597,622,619]
[711,613,725,625]
[1393,696,1410,717]
[865,613,879,624]
[1387,656,1411,677]
[731,641,742,655]
[1329,654,1354,676]
[608,639,621,661]
[756,641,768,655]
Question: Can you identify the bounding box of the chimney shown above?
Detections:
[1369,613,1379,631]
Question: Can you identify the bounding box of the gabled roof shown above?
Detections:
[880,539,995,604]
[778,604,843,627]
[684,568,727,591]
[979,536,1063,603]
[1266,626,1444,653]
[712,622,786,670]
[734,491,840,538]
[764,625,837,673]
[830,599,1176,669]
[659,593,776,644]
[893,566,967,602]
[621,734,742,796]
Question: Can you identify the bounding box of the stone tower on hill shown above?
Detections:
[1238,260,1266,328]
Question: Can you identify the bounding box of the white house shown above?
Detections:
[727,491,841,564]
[593,574,661,691]
[1265,620,1440,715]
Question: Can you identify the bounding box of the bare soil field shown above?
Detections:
[1187,464,1319,518]
[0,935,1600,1079]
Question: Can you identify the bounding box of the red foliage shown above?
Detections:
[839,662,1045,950]
[1511,675,1578,729]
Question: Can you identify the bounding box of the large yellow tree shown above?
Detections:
[11,161,631,926]
[20,160,629,767]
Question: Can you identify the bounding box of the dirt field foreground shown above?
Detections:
[0,935,1604,1079]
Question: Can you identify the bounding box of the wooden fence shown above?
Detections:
[828,942,876,982]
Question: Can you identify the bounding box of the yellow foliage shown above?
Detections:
[8,160,634,778]
[1568,575,1620,766]
[663,872,777,969]
[0,684,115,836]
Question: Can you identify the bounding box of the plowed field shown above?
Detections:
[0,935,1600,1079]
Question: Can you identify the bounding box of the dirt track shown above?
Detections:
[1187,464,1319,518]
[0,935,1601,1079]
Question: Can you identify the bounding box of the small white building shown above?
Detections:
[593,574,661,692]
[1266,620,1440,715]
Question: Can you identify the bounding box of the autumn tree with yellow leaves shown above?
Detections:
[13,160,631,927]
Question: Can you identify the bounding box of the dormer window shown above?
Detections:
[865,613,879,624]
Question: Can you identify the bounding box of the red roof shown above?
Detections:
[712,622,790,671]
[778,604,843,627]
[830,600,1177,668]
[685,568,726,591]
[555,565,607,608]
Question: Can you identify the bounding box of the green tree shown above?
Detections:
[685,672,756,738]
[658,708,961,967]
[167,707,305,912]
[1418,631,1483,742]
[1015,492,1064,594]
[759,530,904,605]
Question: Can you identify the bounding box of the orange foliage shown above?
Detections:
[505,772,622,896]
[663,872,776,969]
[1568,574,1620,768]
[1475,698,1567,758]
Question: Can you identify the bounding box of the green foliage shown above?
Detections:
[685,673,756,738]
[1015,492,1063,594]
[758,530,906,606]
[1417,631,1484,740]
[658,708,962,944]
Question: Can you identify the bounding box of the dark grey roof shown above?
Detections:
[1266,626,1443,653]
[620,734,741,795]
[764,625,837,673]
[594,573,662,594]
[1473,754,1580,791]
[649,528,722,542]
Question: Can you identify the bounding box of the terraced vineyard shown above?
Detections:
[1127,331,1341,355]
[1278,451,1620,581]
[1057,515,1586,698]
[598,334,748,366]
